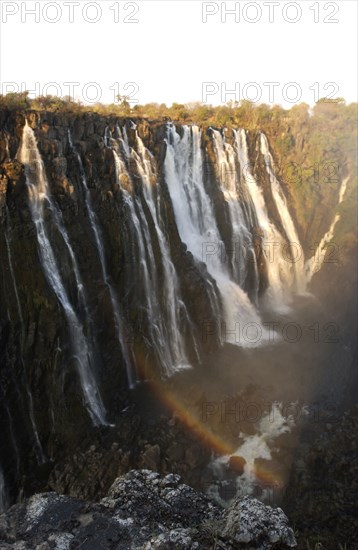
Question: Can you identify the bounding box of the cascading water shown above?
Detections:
[164,125,222,326]
[260,134,306,294]
[305,176,349,283]
[17,121,107,426]
[211,129,256,291]
[117,124,131,159]
[234,129,296,311]
[68,131,135,388]
[115,152,178,373]
[3,134,11,161]
[108,127,192,375]
[164,125,269,347]
[133,132,191,370]
[209,403,297,504]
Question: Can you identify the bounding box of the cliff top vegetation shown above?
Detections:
[1,92,356,248]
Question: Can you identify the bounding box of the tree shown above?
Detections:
[115,95,132,115]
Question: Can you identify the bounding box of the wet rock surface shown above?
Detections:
[0,469,296,549]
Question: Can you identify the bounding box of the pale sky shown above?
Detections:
[0,0,357,109]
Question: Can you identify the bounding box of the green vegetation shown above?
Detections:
[1,92,356,248]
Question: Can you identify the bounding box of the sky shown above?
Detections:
[0,0,357,109]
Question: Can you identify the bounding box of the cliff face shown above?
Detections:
[0,111,217,500]
[0,109,355,513]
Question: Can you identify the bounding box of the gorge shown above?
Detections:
[0,107,356,548]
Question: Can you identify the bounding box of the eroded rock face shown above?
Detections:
[0,469,296,550]
[0,108,355,541]
[0,110,220,503]
[222,496,297,549]
[283,406,358,549]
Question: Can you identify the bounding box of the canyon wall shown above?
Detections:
[0,109,355,510]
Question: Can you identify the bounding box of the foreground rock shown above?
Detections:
[0,469,296,549]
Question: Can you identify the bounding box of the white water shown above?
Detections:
[210,403,296,503]
[232,403,294,489]
[305,176,349,283]
[116,125,131,160]
[134,132,191,371]
[234,130,296,311]
[260,133,306,294]
[164,126,222,324]
[4,134,11,161]
[165,125,270,347]
[18,122,107,425]
[51,205,89,312]
[68,132,135,388]
[110,129,191,375]
[113,151,168,371]
[211,129,255,289]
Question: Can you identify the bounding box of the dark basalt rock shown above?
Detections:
[0,108,355,539]
[222,496,296,549]
[0,110,224,504]
[0,469,296,549]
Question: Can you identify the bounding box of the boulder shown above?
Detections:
[222,495,297,549]
[0,469,296,549]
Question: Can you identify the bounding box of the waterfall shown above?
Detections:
[116,124,130,160]
[305,176,349,283]
[68,132,135,388]
[50,205,88,311]
[3,133,11,161]
[163,125,222,324]
[133,132,191,370]
[11,120,343,398]
[211,129,256,290]
[260,134,306,294]
[234,130,295,311]
[109,129,191,375]
[164,125,270,347]
[0,466,7,513]
[17,121,107,426]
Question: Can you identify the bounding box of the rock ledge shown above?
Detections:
[0,469,296,549]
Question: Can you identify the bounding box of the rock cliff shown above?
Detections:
[0,109,356,548]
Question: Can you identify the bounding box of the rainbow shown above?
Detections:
[142,370,286,492]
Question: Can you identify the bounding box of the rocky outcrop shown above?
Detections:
[222,496,296,549]
[45,402,213,502]
[0,469,296,549]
